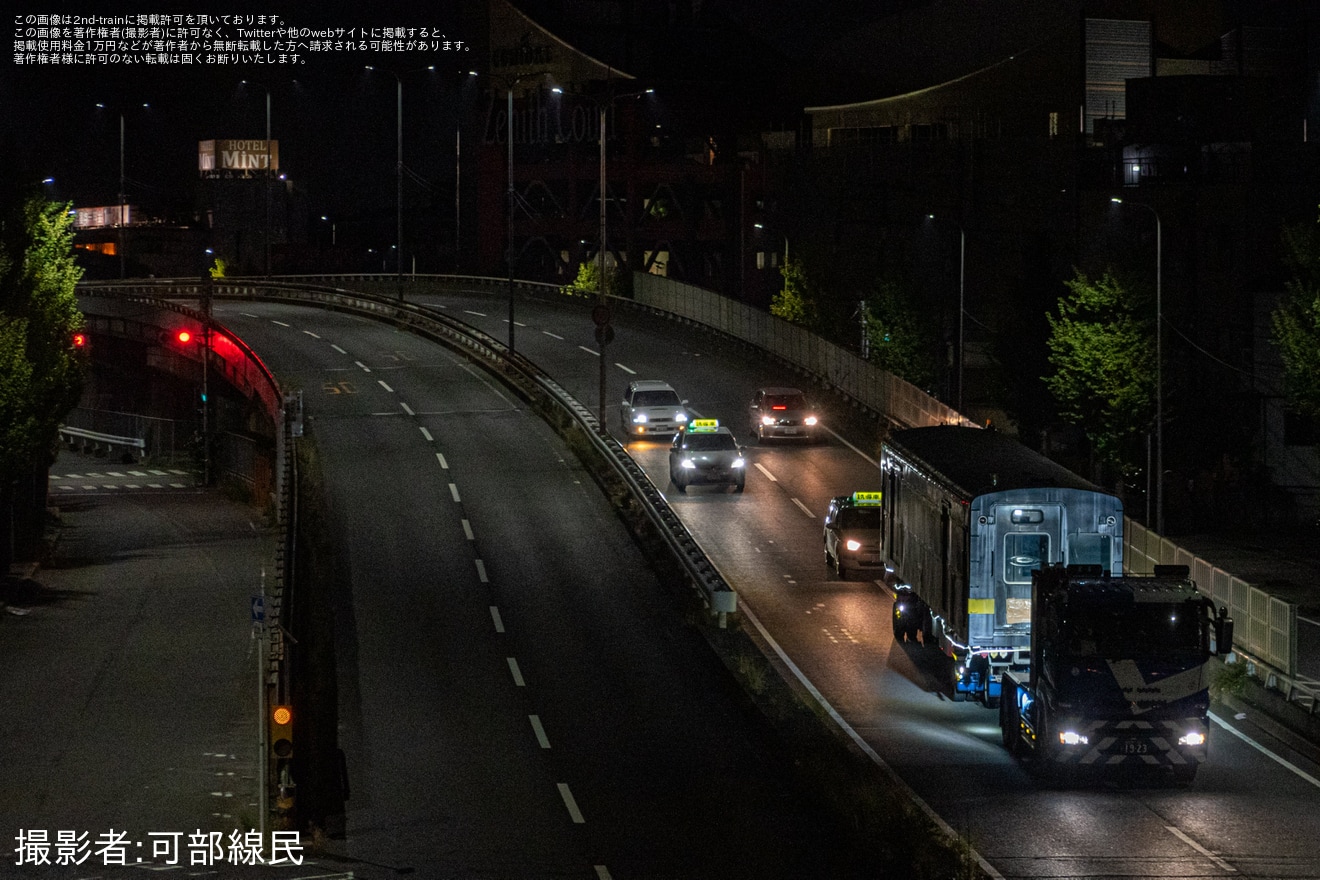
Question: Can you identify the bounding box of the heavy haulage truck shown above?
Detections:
[998,563,1234,782]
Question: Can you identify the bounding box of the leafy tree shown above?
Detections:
[0,194,86,567]
[861,278,939,390]
[1271,217,1320,420]
[771,255,817,327]
[1043,268,1155,474]
[209,257,227,279]
[560,259,624,298]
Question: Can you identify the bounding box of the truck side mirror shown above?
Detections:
[1214,608,1234,656]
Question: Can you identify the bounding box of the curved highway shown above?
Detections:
[388,287,1320,880]
[212,302,879,878]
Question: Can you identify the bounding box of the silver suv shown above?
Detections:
[620,380,689,437]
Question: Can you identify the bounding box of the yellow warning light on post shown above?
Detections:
[270,704,293,758]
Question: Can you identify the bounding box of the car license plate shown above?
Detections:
[783,427,800,435]
[1121,739,1149,754]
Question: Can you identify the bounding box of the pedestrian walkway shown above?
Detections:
[0,459,345,878]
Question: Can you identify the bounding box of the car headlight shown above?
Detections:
[845,539,861,552]
[761,415,776,426]
[675,412,688,422]
[633,413,648,423]
[731,458,745,468]
[680,459,695,469]
[1178,732,1206,747]
[804,415,818,426]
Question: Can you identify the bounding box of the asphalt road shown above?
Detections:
[214,302,883,877]
[396,287,1320,880]
[0,472,353,879]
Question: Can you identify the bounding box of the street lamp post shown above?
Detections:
[927,214,966,412]
[592,84,652,431]
[97,102,150,278]
[1111,197,1163,535]
[496,71,553,356]
[240,82,273,279]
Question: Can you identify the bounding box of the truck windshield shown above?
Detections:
[1064,601,1203,658]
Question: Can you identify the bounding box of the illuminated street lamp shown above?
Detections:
[1111,196,1163,534]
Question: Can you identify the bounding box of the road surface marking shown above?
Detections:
[449,483,461,502]
[331,344,347,354]
[377,380,394,392]
[507,657,525,687]
[437,453,449,469]
[754,463,777,481]
[557,783,585,823]
[355,360,371,372]
[462,519,474,541]
[303,330,320,338]
[271,320,289,327]
[419,426,432,441]
[1210,711,1320,788]
[529,715,550,748]
[791,498,815,518]
[463,310,487,317]
[579,346,600,357]
[400,402,413,416]
[475,559,488,583]
[1165,826,1235,872]
[615,363,635,374]
[489,606,504,632]
[542,331,564,340]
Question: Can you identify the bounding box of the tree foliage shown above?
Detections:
[1043,268,1155,472]
[861,278,938,390]
[560,259,624,298]
[0,195,86,480]
[1272,216,1320,421]
[771,255,817,328]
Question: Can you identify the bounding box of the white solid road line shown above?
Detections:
[1165,825,1236,873]
[1210,711,1320,788]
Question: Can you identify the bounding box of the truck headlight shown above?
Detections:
[1178,732,1206,747]
[1058,731,1089,746]
[845,539,861,552]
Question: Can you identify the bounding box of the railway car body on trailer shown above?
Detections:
[879,426,1124,704]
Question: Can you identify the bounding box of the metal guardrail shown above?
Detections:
[57,425,146,458]
[78,278,738,622]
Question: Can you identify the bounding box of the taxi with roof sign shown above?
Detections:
[823,491,885,579]
[667,419,747,493]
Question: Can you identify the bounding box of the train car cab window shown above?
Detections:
[1004,533,1049,584]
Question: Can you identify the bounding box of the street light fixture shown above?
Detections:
[1111,196,1163,535]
